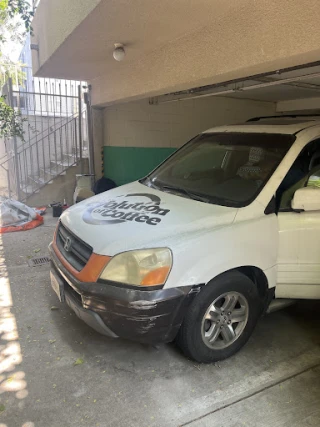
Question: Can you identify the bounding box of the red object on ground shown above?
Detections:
[35,206,47,215]
[0,213,44,234]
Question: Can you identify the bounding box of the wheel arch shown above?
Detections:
[205,265,270,300]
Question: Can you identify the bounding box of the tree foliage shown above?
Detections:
[0,94,25,138]
[0,0,34,43]
[0,0,33,140]
[5,0,33,32]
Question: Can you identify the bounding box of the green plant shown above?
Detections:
[0,0,33,139]
[0,95,25,139]
[6,0,33,33]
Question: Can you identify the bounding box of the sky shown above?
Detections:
[2,26,25,62]
[1,0,32,62]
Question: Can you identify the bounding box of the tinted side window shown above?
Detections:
[278,139,320,210]
[307,169,320,188]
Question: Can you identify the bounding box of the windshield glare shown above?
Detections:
[143,132,295,207]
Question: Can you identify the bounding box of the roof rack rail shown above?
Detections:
[247,114,320,122]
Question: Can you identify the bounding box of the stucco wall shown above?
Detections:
[32,0,101,75]
[103,96,275,185]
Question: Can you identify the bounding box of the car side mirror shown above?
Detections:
[291,187,320,211]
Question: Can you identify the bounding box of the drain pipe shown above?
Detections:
[8,78,22,201]
[83,86,95,188]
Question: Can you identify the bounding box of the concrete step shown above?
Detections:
[24,158,89,206]
[39,167,66,179]
[50,159,78,170]
[61,153,80,164]
[71,145,89,157]
[20,182,40,196]
[28,175,53,186]
[18,156,89,203]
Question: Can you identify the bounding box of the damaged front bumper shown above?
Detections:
[49,244,196,344]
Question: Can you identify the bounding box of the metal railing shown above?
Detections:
[0,152,16,200]
[0,69,88,201]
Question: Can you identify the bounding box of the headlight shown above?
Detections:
[99,248,172,287]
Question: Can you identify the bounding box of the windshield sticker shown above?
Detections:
[82,193,170,226]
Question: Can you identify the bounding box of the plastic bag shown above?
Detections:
[0,197,44,233]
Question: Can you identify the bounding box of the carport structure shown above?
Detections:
[1,2,317,426]
[32,0,320,185]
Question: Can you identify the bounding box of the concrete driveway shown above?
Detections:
[0,215,319,427]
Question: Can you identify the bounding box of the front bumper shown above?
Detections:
[49,244,196,344]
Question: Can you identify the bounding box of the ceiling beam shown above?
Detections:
[154,69,320,104]
[277,97,320,112]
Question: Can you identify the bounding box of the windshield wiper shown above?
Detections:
[140,177,160,190]
[160,184,211,203]
[142,180,235,206]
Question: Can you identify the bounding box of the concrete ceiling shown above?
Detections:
[32,0,320,106]
[33,0,235,80]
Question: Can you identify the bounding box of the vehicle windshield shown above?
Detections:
[141,132,295,207]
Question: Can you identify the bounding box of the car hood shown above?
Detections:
[60,181,238,256]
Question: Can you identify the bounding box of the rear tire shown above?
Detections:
[176,271,263,363]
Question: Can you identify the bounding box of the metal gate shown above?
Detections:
[0,67,89,201]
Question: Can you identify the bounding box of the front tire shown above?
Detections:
[176,271,263,363]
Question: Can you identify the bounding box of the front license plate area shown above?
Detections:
[50,270,65,303]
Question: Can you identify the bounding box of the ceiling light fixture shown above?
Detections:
[113,43,125,61]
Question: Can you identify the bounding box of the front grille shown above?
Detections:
[56,222,93,271]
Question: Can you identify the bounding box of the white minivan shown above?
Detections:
[49,115,320,363]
